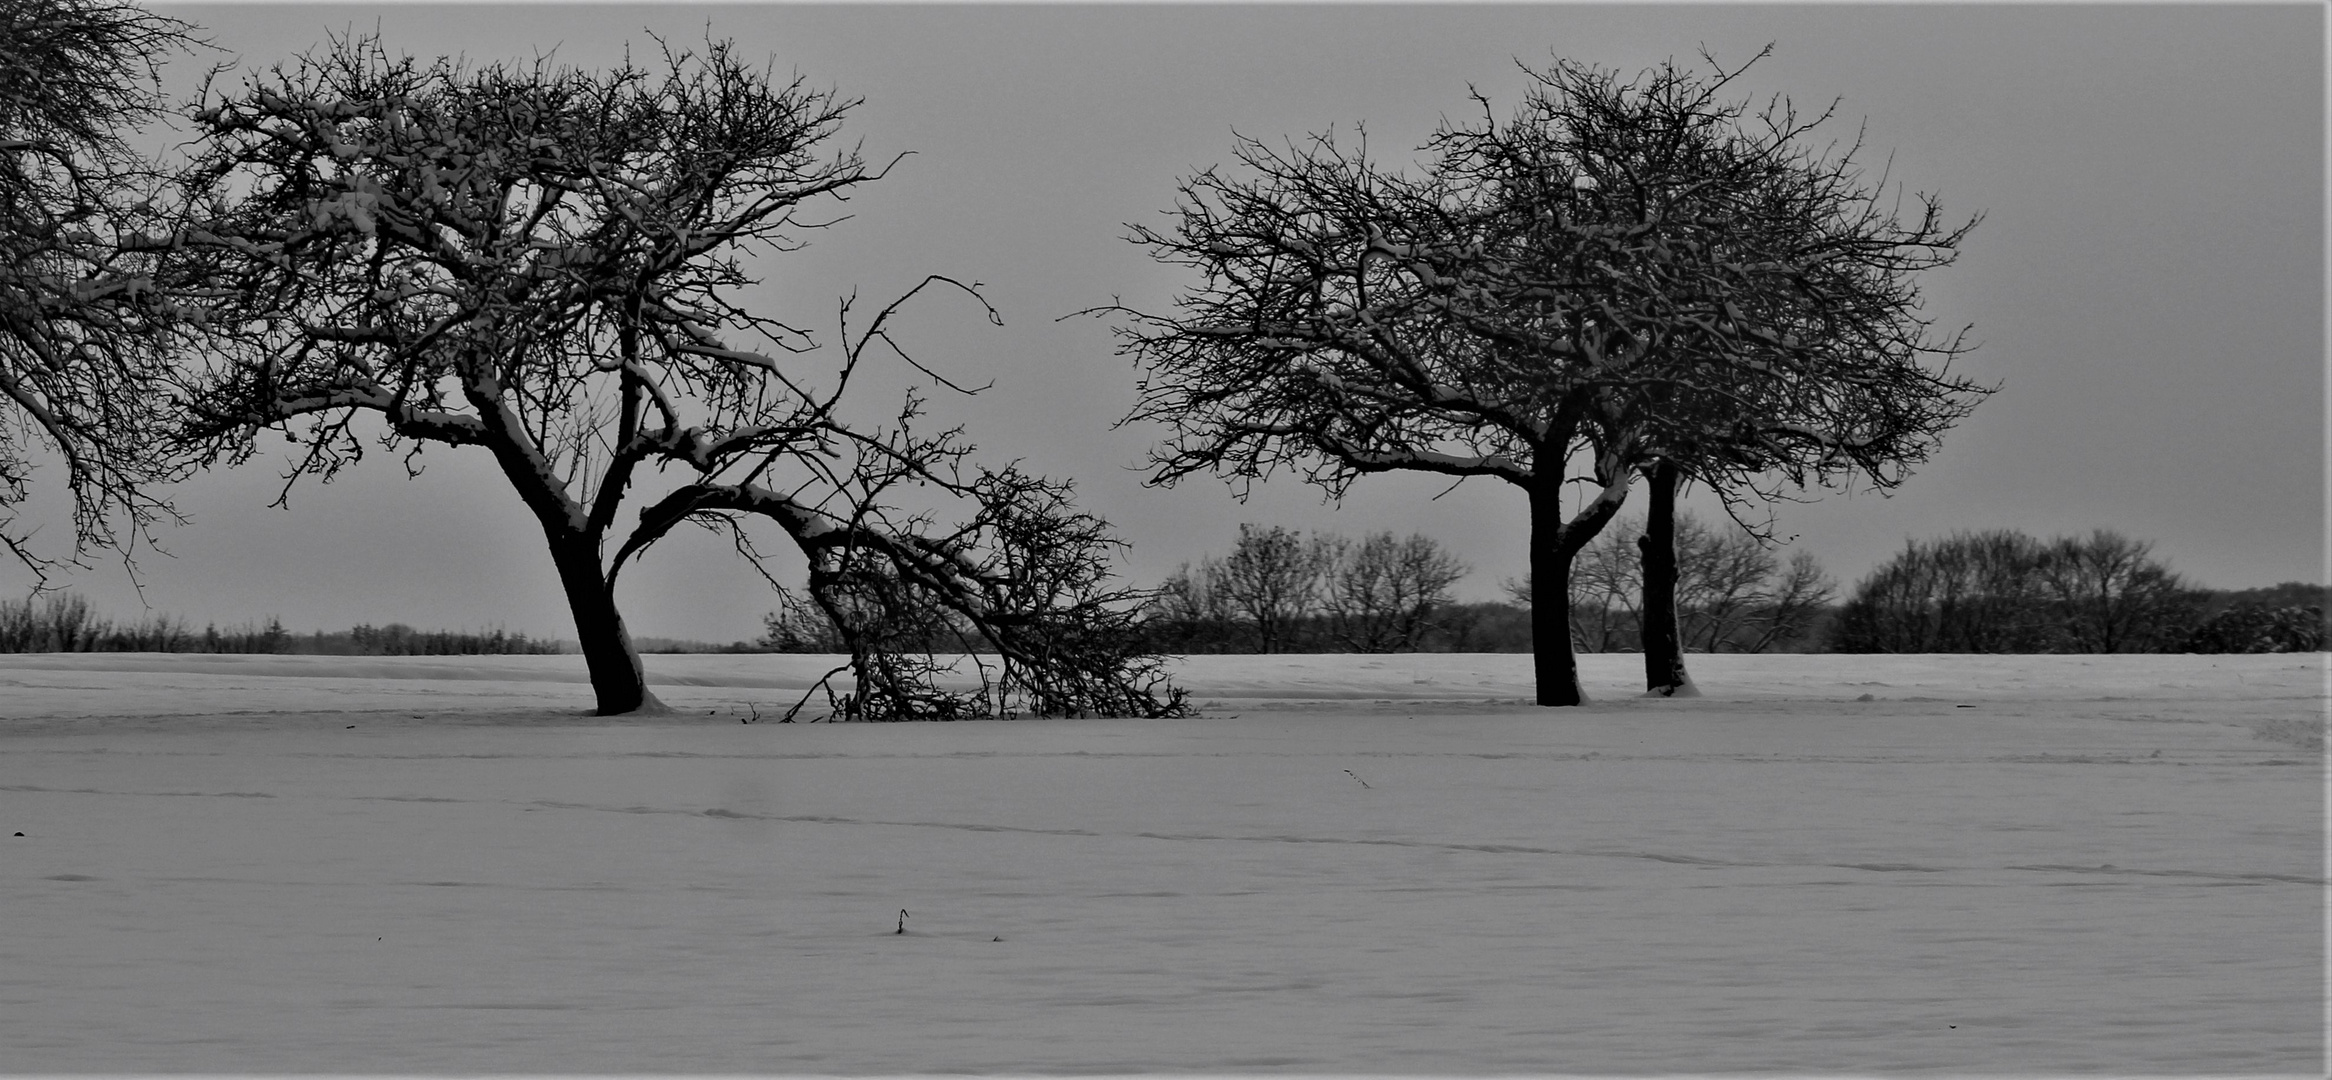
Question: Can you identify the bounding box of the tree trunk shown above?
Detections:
[1528,481,1586,707]
[467,417,663,717]
[1637,459,1695,697]
[546,534,662,716]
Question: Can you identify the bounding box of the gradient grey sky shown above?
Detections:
[8,3,2323,643]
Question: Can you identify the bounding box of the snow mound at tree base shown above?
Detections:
[1643,676,1704,698]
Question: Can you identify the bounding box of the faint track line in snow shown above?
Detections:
[0,783,275,798]
[2003,863,2324,885]
[515,797,2325,885]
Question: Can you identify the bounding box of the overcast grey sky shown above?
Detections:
[7,3,2323,643]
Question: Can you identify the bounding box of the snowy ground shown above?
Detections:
[1,651,2321,1074]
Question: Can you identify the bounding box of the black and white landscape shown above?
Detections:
[0,1,2321,1075]
[1,652,2320,1073]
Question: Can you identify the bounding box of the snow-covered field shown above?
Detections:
[1,651,2321,1073]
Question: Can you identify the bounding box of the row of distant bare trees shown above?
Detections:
[1146,517,1832,655]
[1557,513,1832,654]
[1151,525,1471,653]
[1141,521,2318,656]
[0,590,560,654]
[1833,528,2325,654]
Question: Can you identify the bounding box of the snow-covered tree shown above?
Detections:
[1422,52,1987,695]
[1109,50,1985,704]
[165,35,1181,717]
[0,0,199,578]
[1109,132,1651,702]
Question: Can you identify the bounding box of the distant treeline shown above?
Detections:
[1137,519,1828,656]
[1833,529,2325,654]
[1140,525,1515,654]
[636,637,772,655]
[1134,522,2323,656]
[0,593,560,655]
[16,524,2319,658]
[1145,600,1539,654]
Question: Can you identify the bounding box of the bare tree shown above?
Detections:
[163,35,1181,717]
[1322,530,1468,652]
[1742,549,1834,653]
[2032,529,2197,654]
[1435,53,1987,695]
[759,585,852,653]
[1155,562,1221,625]
[773,472,1189,720]
[1147,557,1243,653]
[1563,541,1637,654]
[1207,523,1331,653]
[1109,50,1980,705]
[0,0,201,579]
[1668,513,1775,651]
[1108,116,1655,703]
[1834,530,2078,653]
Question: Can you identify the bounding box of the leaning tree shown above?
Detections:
[1429,52,1989,695]
[0,0,201,579]
[164,35,1182,718]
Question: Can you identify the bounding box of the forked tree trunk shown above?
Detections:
[546,535,661,715]
[473,422,662,716]
[1638,459,1693,697]
[1528,481,1587,707]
